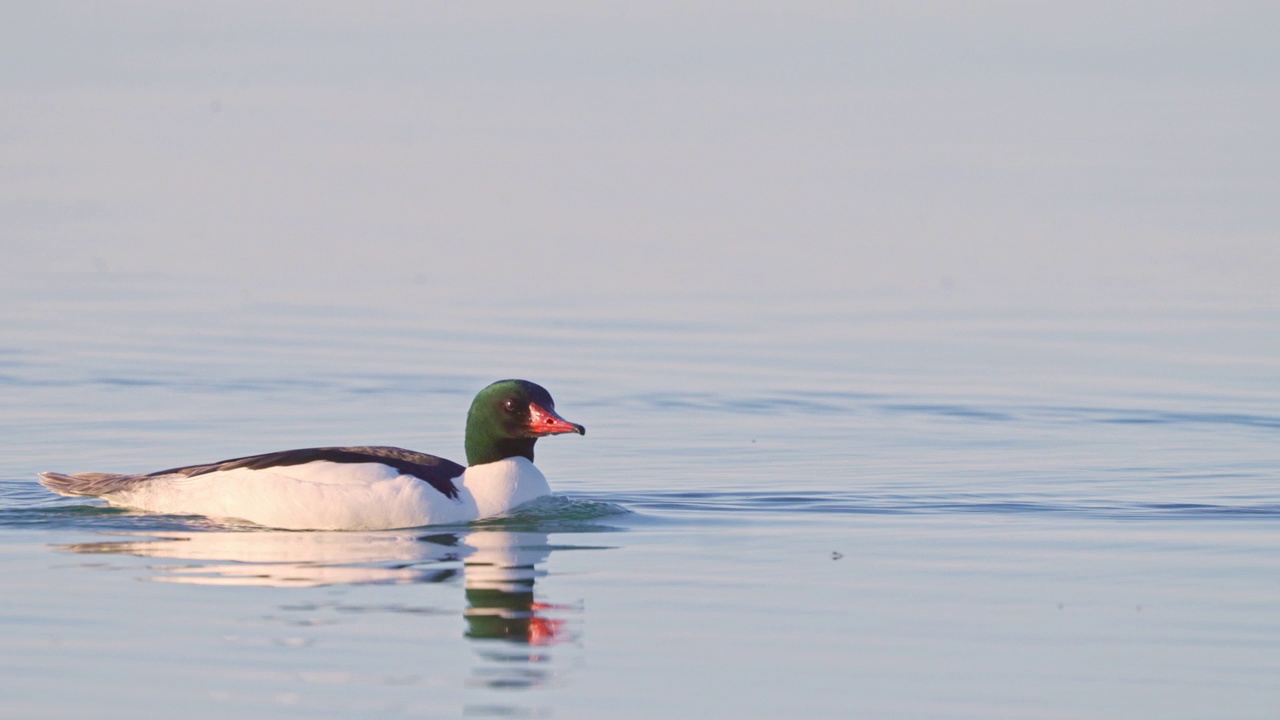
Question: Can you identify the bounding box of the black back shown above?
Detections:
[148,446,464,500]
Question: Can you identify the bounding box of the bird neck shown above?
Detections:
[465,425,535,466]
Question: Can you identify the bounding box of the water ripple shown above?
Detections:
[5,364,1280,435]
[616,392,1280,433]
[595,490,1280,521]
[5,480,1277,534]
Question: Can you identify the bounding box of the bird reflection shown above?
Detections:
[450,531,566,647]
[58,530,464,586]
[55,527,582,693]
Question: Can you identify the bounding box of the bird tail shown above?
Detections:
[38,471,148,498]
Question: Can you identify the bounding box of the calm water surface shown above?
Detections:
[3,276,1279,719]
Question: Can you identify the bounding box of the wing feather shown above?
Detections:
[43,446,464,500]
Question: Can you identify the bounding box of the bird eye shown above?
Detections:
[503,399,517,412]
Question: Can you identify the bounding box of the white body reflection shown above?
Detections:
[60,520,586,707]
[58,528,584,702]
[63,530,462,586]
[58,529,577,649]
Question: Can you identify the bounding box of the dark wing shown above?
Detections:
[148,446,464,500]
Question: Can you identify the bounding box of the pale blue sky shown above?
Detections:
[3,2,1277,308]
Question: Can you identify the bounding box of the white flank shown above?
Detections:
[99,457,550,531]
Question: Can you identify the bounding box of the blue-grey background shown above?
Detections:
[4,2,1277,306]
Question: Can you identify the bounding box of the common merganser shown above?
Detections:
[38,379,584,530]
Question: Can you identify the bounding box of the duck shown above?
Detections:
[38,379,584,531]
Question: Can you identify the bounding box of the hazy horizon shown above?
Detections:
[3,2,1277,308]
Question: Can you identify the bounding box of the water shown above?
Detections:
[2,275,1279,719]
[5,4,1280,717]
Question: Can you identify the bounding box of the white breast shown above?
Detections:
[458,457,551,519]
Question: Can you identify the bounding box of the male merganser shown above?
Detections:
[38,379,584,530]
